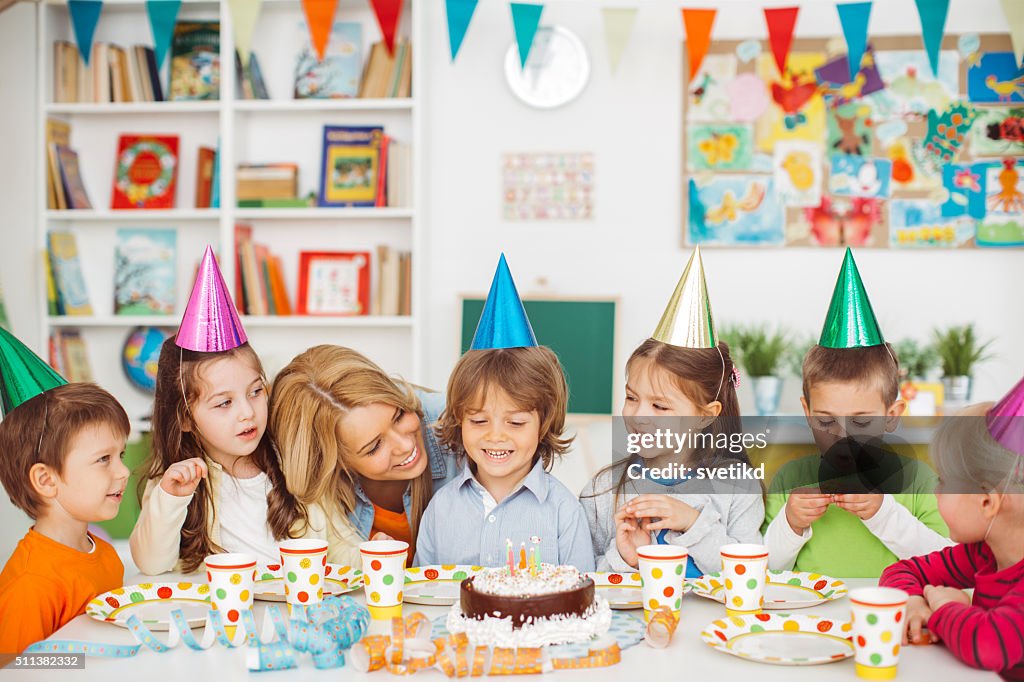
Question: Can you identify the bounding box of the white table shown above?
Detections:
[8,576,995,681]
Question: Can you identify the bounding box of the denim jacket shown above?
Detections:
[347,389,461,538]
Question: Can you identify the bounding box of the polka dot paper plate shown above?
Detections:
[253,563,362,602]
[87,582,211,630]
[701,613,854,666]
[689,570,847,609]
[404,565,484,606]
[585,571,692,610]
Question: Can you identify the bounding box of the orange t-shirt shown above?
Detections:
[370,504,413,566]
[0,529,124,654]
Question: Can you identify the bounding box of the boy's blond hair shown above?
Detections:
[802,343,901,406]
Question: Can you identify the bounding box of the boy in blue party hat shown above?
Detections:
[416,254,595,572]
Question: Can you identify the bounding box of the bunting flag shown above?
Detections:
[370,0,405,55]
[764,6,799,76]
[510,2,544,69]
[302,0,339,63]
[836,2,872,82]
[68,0,103,66]
[681,9,716,81]
[146,0,180,69]
[228,0,263,68]
[1000,0,1024,68]
[602,7,637,74]
[447,0,479,62]
[914,0,950,77]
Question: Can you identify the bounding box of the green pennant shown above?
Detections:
[0,328,67,417]
[818,248,884,349]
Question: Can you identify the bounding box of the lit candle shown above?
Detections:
[531,535,541,569]
[529,547,536,576]
[519,542,527,570]
[507,539,514,575]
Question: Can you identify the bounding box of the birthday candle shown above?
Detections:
[519,542,527,570]
[507,539,514,575]
[529,547,536,576]
[531,536,541,569]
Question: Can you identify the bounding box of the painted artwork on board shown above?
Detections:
[756,52,828,152]
[882,137,941,192]
[940,162,988,219]
[872,50,959,119]
[687,55,737,122]
[688,176,784,246]
[502,152,594,221]
[814,47,885,107]
[977,158,1024,245]
[773,141,822,207]
[921,103,978,167]
[788,195,886,247]
[687,123,753,171]
[827,102,874,156]
[829,154,892,198]
[966,52,1024,103]
[971,107,1024,157]
[889,199,974,248]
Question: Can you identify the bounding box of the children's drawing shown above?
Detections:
[502,152,594,221]
[971,107,1024,157]
[727,74,770,121]
[687,55,737,122]
[791,195,885,247]
[987,158,1024,215]
[889,199,974,248]
[756,52,827,151]
[830,154,892,198]
[976,217,1024,246]
[688,176,784,246]
[940,162,988,219]
[967,52,1024,103]
[958,33,982,67]
[814,47,885,107]
[922,102,977,165]
[827,102,873,156]
[872,50,958,118]
[687,124,753,171]
[736,40,761,64]
[883,133,941,192]
[773,141,822,207]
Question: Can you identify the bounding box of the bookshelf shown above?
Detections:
[36,0,423,422]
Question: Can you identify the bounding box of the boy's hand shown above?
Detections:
[624,494,700,533]
[904,595,939,644]
[833,493,884,520]
[614,506,649,569]
[923,584,971,611]
[784,488,831,534]
[160,458,208,497]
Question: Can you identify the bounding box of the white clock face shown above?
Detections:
[504,26,590,109]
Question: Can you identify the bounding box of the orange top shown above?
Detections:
[0,529,124,654]
[370,504,413,566]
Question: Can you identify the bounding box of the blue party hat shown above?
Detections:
[470,254,538,350]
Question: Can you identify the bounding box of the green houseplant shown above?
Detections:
[893,338,941,381]
[932,324,994,404]
[720,323,791,415]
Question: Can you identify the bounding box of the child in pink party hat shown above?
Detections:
[880,376,1024,680]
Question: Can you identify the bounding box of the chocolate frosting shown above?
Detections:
[459,576,595,628]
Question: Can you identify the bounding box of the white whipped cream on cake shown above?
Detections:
[470,563,586,597]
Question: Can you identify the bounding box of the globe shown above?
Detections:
[122,326,171,393]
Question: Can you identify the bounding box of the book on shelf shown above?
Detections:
[375,135,390,208]
[237,196,316,208]
[43,250,59,316]
[358,39,411,99]
[111,134,180,209]
[48,329,93,382]
[236,163,299,201]
[114,229,176,315]
[195,146,216,209]
[234,51,270,100]
[234,225,292,316]
[53,40,163,103]
[45,118,71,209]
[55,145,92,209]
[211,140,221,208]
[386,141,412,208]
[374,245,411,316]
[47,232,93,316]
[294,21,363,99]
[297,251,371,316]
[318,125,385,208]
[170,21,220,101]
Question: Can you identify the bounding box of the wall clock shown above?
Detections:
[504,26,590,109]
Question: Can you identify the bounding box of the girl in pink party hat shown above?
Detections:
[880,376,1024,680]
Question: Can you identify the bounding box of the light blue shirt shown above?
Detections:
[347,389,462,538]
[415,459,596,571]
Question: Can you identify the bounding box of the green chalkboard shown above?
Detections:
[461,299,616,415]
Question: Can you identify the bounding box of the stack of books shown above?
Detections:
[53,41,164,103]
[359,39,412,98]
[374,245,412,316]
[46,118,92,210]
[48,329,93,382]
[235,225,292,316]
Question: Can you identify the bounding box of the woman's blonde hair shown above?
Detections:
[270,345,431,545]
[932,402,1024,494]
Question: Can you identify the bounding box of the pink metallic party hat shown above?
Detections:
[175,245,248,353]
[986,375,1024,457]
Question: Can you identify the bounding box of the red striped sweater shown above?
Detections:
[880,542,1024,681]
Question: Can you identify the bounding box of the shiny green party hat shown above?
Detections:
[818,248,885,349]
[651,246,717,349]
[0,327,67,417]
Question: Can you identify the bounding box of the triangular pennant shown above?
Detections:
[837,2,872,82]
[1000,0,1024,68]
[987,375,1024,457]
[370,0,405,55]
[146,0,180,70]
[764,6,799,76]
[602,7,637,74]
[510,2,544,69]
[914,0,950,77]
[68,0,103,66]
[302,0,339,63]
[681,8,716,81]
[446,0,479,62]
[228,0,263,68]
[470,254,538,350]
[818,248,884,349]
[176,246,249,353]
[0,327,67,418]
[651,247,717,349]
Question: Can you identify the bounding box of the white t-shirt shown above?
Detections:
[216,471,279,566]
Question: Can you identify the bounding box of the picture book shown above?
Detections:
[111,134,179,209]
[169,21,220,101]
[55,145,92,209]
[114,229,177,315]
[46,118,71,209]
[47,231,93,316]
[318,125,384,207]
[294,21,363,99]
[195,146,216,208]
[297,251,371,315]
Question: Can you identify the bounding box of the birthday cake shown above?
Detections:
[446,564,612,648]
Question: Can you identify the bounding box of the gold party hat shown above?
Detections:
[651,247,717,348]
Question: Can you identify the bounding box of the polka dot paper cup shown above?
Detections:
[278,539,329,613]
[720,543,768,616]
[850,587,909,680]
[636,544,688,623]
[204,553,257,638]
[360,540,409,621]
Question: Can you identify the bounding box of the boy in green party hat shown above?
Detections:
[0,328,131,656]
[761,249,951,578]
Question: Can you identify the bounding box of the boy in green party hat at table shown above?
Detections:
[761,249,951,578]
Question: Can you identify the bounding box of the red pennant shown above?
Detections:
[764,6,799,76]
[681,9,717,81]
[370,0,404,55]
[302,0,339,62]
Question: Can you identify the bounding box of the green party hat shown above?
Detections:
[0,327,67,417]
[652,246,717,348]
[818,248,885,349]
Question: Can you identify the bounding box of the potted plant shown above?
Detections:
[893,338,941,381]
[721,324,791,416]
[932,324,994,404]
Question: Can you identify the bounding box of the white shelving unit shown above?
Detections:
[36,0,424,420]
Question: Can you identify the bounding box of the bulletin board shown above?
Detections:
[682,34,1024,249]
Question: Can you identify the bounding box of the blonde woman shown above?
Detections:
[271,345,460,566]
